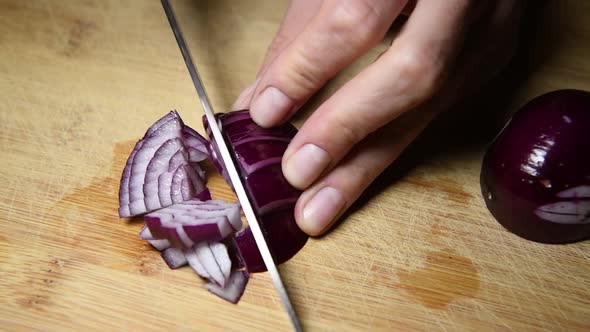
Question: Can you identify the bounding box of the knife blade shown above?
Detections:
[159,1,302,331]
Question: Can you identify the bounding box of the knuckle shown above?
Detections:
[393,47,440,99]
[267,33,292,58]
[331,115,366,150]
[328,0,384,47]
[347,163,373,195]
[279,47,328,96]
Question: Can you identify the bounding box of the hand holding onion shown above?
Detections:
[232,0,527,236]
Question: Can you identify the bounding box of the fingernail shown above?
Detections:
[232,79,259,111]
[283,144,331,189]
[302,187,345,235]
[250,86,294,127]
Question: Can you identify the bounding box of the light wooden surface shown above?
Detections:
[1,1,590,331]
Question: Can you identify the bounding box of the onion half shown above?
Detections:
[481,89,590,243]
[203,110,308,272]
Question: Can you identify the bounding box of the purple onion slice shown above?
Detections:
[144,199,242,247]
[183,241,231,287]
[161,247,187,269]
[119,111,210,218]
[205,270,249,304]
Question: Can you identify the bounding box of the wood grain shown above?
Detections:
[1,0,589,331]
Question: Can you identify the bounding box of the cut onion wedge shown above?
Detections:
[205,270,249,304]
[209,241,231,282]
[118,111,210,218]
[144,199,242,247]
[184,246,209,278]
[148,239,171,251]
[182,126,209,162]
[195,242,227,287]
[183,241,232,287]
[139,224,171,251]
[161,247,187,269]
[119,109,311,304]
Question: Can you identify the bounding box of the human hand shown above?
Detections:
[233,0,525,236]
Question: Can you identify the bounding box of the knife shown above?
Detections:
[160,1,302,331]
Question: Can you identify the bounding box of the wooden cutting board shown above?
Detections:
[1,0,589,331]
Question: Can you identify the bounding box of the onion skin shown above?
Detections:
[204,110,308,272]
[481,89,590,243]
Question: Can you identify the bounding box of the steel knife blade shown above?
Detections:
[159,1,302,331]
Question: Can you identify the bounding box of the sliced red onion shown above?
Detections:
[161,247,187,269]
[183,246,209,278]
[182,126,209,162]
[183,241,231,287]
[144,199,242,247]
[220,111,297,144]
[204,125,231,186]
[139,224,172,251]
[203,110,308,273]
[195,188,212,201]
[210,241,231,282]
[148,239,171,251]
[144,138,186,211]
[145,110,181,137]
[205,270,249,304]
[139,224,154,240]
[195,242,226,287]
[169,150,187,171]
[128,117,184,213]
[234,139,287,174]
[245,164,300,215]
[171,167,187,204]
[232,208,307,273]
[191,162,207,181]
[119,143,142,217]
[157,171,174,207]
[216,110,251,127]
[119,111,211,218]
[232,135,291,147]
[185,165,206,195]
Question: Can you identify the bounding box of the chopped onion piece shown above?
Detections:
[148,239,171,251]
[128,117,184,213]
[161,247,187,269]
[205,270,249,304]
[183,247,209,278]
[144,199,242,246]
[139,224,154,240]
[195,242,226,287]
[118,111,210,218]
[210,241,231,282]
[144,138,186,211]
[182,241,232,287]
[182,126,209,162]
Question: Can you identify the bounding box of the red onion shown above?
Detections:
[161,248,187,269]
[119,109,308,304]
[481,89,590,243]
[144,199,242,247]
[118,111,209,217]
[203,110,308,272]
[205,270,249,304]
